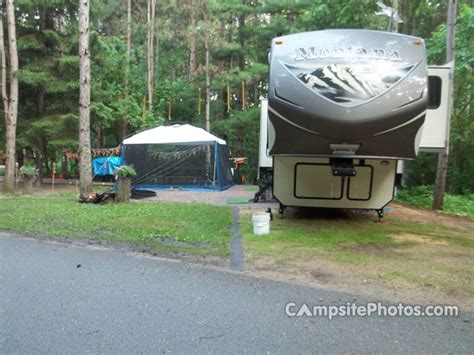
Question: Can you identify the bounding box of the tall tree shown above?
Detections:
[146,0,156,111]
[189,0,197,81]
[78,0,92,195]
[122,0,132,139]
[1,0,19,192]
[433,0,457,210]
[204,35,210,132]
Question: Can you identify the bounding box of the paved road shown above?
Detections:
[1,233,472,354]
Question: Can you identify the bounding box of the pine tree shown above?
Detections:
[1,0,19,192]
[78,0,92,195]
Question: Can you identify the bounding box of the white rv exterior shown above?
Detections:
[259,30,452,216]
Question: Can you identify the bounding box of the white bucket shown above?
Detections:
[252,212,271,235]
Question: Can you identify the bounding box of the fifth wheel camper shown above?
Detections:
[258,29,451,218]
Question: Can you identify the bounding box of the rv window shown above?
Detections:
[428,76,442,109]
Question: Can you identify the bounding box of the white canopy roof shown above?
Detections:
[122,124,226,145]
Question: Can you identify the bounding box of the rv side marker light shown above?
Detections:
[413,39,422,45]
[275,40,283,45]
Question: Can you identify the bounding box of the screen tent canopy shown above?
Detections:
[121,124,234,191]
[122,124,226,146]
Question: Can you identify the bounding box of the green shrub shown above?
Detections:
[0,166,4,177]
[396,185,474,218]
[19,165,36,178]
[396,185,434,208]
[443,194,474,217]
[116,165,137,178]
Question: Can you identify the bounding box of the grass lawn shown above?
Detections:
[241,207,474,301]
[0,193,232,255]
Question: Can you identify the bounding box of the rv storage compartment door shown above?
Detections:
[295,164,343,199]
[347,166,373,201]
[419,66,451,153]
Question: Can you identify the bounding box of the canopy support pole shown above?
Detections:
[212,142,217,186]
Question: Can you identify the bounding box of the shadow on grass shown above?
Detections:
[283,206,375,221]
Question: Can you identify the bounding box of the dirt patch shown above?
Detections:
[338,243,394,256]
[310,270,334,283]
[390,202,474,233]
[392,233,449,246]
[245,253,474,311]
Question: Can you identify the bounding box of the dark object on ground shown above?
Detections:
[79,190,115,204]
[253,183,274,202]
[131,189,157,199]
[253,168,274,203]
[266,207,273,221]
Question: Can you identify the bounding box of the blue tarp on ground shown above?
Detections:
[92,157,123,176]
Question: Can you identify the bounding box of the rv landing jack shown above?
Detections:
[279,203,286,215]
[376,209,384,222]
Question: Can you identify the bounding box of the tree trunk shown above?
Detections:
[241,81,246,110]
[78,0,93,195]
[204,36,211,133]
[433,0,457,210]
[392,0,399,33]
[1,1,19,193]
[409,0,422,35]
[36,88,45,117]
[0,18,8,156]
[116,176,131,202]
[253,81,259,105]
[401,0,408,33]
[146,0,156,111]
[34,149,43,186]
[23,176,33,195]
[60,150,68,179]
[96,121,102,149]
[189,0,197,80]
[122,0,132,139]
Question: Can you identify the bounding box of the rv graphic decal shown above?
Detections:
[283,62,416,107]
[295,47,401,62]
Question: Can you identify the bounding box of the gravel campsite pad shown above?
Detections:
[141,185,264,206]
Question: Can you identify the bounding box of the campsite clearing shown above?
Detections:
[2,184,473,310]
[241,203,474,311]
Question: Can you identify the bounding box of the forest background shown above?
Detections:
[0,0,472,196]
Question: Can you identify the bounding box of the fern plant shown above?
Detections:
[116,165,137,178]
[19,165,36,178]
